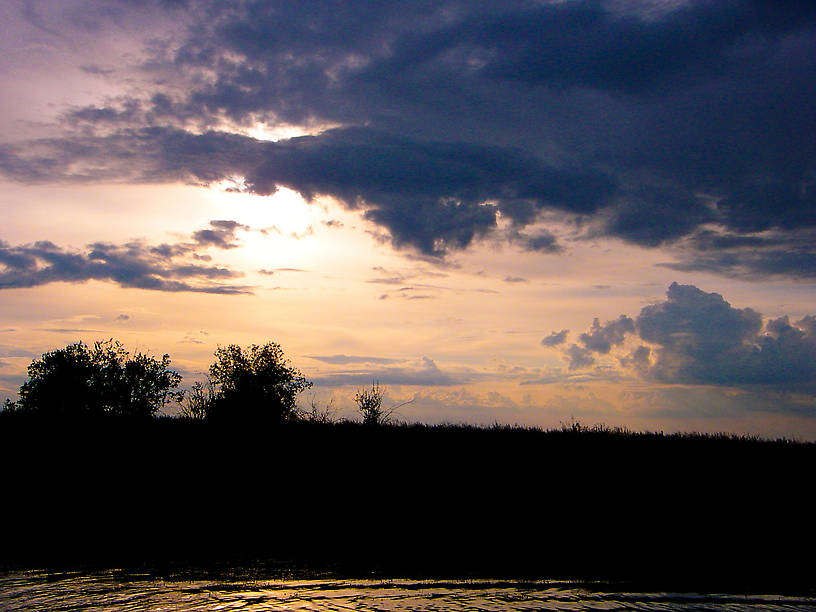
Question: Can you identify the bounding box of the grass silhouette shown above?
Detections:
[1,409,814,594]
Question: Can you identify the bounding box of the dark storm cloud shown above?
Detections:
[663,249,816,280]
[0,126,617,256]
[569,282,816,395]
[4,1,816,269]
[0,237,249,294]
[243,128,617,255]
[716,183,816,234]
[662,230,816,280]
[603,186,713,247]
[159,1,815,124]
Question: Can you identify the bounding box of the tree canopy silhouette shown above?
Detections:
[9,339,182,418]
[206,342,312,423]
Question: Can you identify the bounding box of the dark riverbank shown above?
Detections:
[2,413,814,593]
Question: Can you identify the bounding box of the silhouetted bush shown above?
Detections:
[355,381,410,425]
[297,396,337,423]
[9,339,182,418]
[356,382,387,425]
[179,378,217,420]
[205,342,312,423]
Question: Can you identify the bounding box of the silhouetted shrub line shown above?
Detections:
[3,338,815,591]
[1,408,813,591]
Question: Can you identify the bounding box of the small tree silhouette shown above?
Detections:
[355,382,412,426]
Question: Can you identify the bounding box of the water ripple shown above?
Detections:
[1,572,814,611]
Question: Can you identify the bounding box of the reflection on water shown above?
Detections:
[1,571,815,611]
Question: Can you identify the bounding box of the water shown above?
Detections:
[2,571,815,611]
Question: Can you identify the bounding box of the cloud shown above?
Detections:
[305,354,403,365]
[602,186,712,247]
[311,356,466,387]
[567,282,816,397]
[660,230,816,280]
[0,236,249,294]
[36,328,105,333]
[521,230,562,253]
[191,220,249,249]
[637,283,816,388]
[579,315,636,354]
[0,346,39,358]
[566,344,595,371]
[0,127,616,256]
[619,345,651,377]
[1,1,815,272]
[541,329,568,347]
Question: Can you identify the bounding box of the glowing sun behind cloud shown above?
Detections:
[207,180,313,235]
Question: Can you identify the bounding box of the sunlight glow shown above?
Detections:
[217,120,343,142]
[209,179,313,235]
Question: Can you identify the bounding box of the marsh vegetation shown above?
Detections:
[1,340,814,593]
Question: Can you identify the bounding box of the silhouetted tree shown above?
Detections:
[11,339,182,418]
[206,342,312,423]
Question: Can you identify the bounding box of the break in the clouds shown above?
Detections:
[0,220,251,293]
[1,0,814,270]
[562,283,816,397]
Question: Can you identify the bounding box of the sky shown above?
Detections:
[1,0,815,438]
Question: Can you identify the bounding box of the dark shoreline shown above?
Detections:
[2,413,814,595]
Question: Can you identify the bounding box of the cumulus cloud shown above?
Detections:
[568,282,816,396]
[638,283,816,387]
